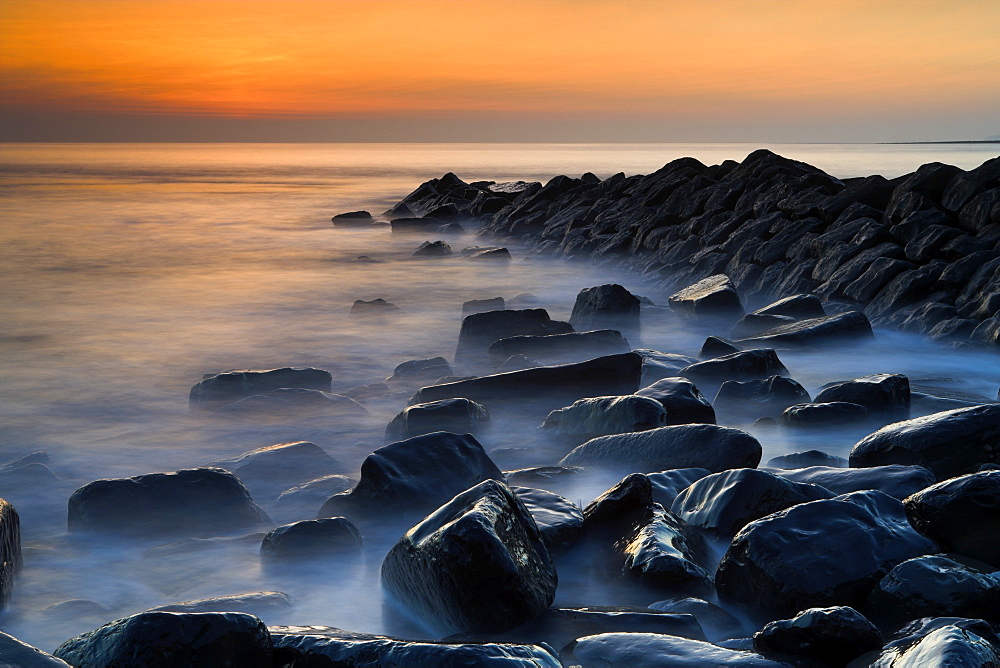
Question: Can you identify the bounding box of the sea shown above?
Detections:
[1,142,998,651]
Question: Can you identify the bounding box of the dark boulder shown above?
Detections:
[455,308,573,364]
[716,490,937,623]
[467,247,512,261]
[766,450,847,469]
[331,210,373,227]
[413,240,453,257]
[67,468,269,538]
[714,376,810,420]
[561,424,761,473]
[849,404,1000,479]
[635,377,716,426]
[680,349,788,387]
[647,469,712,508]
[730,313,797,339]
[564,632,791,667]
[260,518,362,561]
[780,401,871,426]
[274,475,355,517]
[0,631,70,667]
[540,395,667,443]
[668,274,744,319]
[671,468,834,536]
[511,486,584,556]
[148,592,293,617]
[208,441,341,494]
[496,354,542,372]
[736,310,874,348]
[903,470,1000,567]
[0,499,21,611]
[752,606,882,665]
[753,294,827,320]
[381,480,557,634]
[387,356,452,383]
[462,297,505,315]
[488,330,630,367]
[636,349,700,385]
[814,373,910,415]
[769,464,935,500]
[384,397,490,442]
[648,597,743,641]
[699,336,742,359]
[189,367,332,410]
[569,284,641,331]
[349,298,400,314]
[53,611,272,668]
[504,465,586,491]
[318,432,502,520]
[867,617,1000,667]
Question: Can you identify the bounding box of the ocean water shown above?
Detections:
[1,142,998,651]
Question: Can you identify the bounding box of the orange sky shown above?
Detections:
[1,0,998,141]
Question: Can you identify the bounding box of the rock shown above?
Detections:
[780,401,871,426]
[635,377,716,426]
[680,349,788,385]
[0,499,21,611]
[412,353,643,418]
[561,424,762,474]
[0,631,70,667]
[868,617,1000,667]
[769,464,935,500]
[330,210,373,227]
[753,294,827,320]
[208,441,341,493]
[349,297,400,314]
[569,284,641,331]
[648,598,743,641]
[849,404,1000,479]
[766,450,847,469]
[564,632,791,667]
[488,330,630,367]
[275,474,355,510]
[903,471,1000,567]
[212,388,367,418]
[260,518,362,561]
[340,382,390,402]
[814,373,910,415]
[716,491,936,624]
[714,376,810,420]
[864,554,1000,627]
[671,468,834,536]
[699,336,742,359]
[189,367,332,410]
[318,432,503,520]
[468,247,512,261]
[269,626,561,667]
[636,350,701,385]
[352,255,380,263]
[455,308,573,364]
[381,480,557,634]
[53,611,272,667]
[148,592,293,617]
[387,356,452,383]
[496,354,542,372]
[668,274,745,320]
[540,395,667,443]
[504,466,586,496]
[67,468,269,539]
[647,469,712,508]
[730,313,797,339]
[752,606,882,665]
[384,397,490,442]
[462,297,505,315]
[511,486,584,555]
[413,240,453,257]
[736,311,874,348]
[390,216,445,232]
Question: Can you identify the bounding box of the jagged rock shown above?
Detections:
[780,401,871,426]
[413,240,453,257]
[511,486,584,555]
[569,284,641,331]
[564,632,791,667]
[318,432,502,520]
[850,404,1000,479]
[561,424,762,473]
[68,468,269,538]
[540,395,667,443]
[867,617,1000,667]
[903,470,1000,567]
[668,274,744,320]
[189,367,332,410]
[149,592,293,617]
[381,480,556,634]
[212,388,367,418]
[766,450,847,469]
[0,500,21,611]
[752,606,882,665]
[647,469,712,508]
[671,468,834,536]
[208,441,341,494]
[384,398,490,442]
[769,464,935,500]
[488,330,630,367]
[680,349,788,385]
[635,377,716,426]
[260,518,361,561]
[716,490,936,623]
[736,311,874,347]
[714,376,810,420]
[462,297,505,315]
[349,298,400,314]
[331,210,373,227]
[387,356,452,383]
[814,373,910,415]
[0,631,70,667]
[53,611,272,667]
[455,308,573,364]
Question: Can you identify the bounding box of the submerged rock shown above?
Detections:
[635,377,716,426]
[331,210,373,227]
[765,450,847,469]
[0,499,21,611]
[814,372,910,415]
[148,592,293,617]
[387,356,452,383]
[769,464,935,500]
[462,296,505,315]
[736,311,874,347]
[381,480,556,634]
[350,297,400,314]
[564,632,790,667]
[209,441,341,493]
[752,606,882,665]
[189,367,332,410]
[713,375,809,420]
[540,395,667,442]
[488,329,630,367]
[413,239,453,257]
[780,401,870,426]
[680,349,788,385]
[384,397,490,442]
[636,349,701,385]
[570,284,641,331]
[455,308,573,364]
[260,518,362,561]
[212,388,367,418]
[648,598,743,641]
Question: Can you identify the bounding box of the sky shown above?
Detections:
[1,0,998,142]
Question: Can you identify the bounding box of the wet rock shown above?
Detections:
[212,388,367,418]
[387,356,452,383]
[766,450,847,469]
[274,475,355,514]
[142,532,266,560]
[699,336,742,359]
[413,239,453,257]
[668,274,745,320]
[903,470,1000,567]
[541,395,667,443]
[149,592,293,617]
[0,631,70,667]
[340,381,390,402]
[505,465,586,490]
[716,490,936,623]
[647,469,712,508]
[814,373,910,415]
[385,397,490,442]
[468,247,512,260]
[769,464,935,500]
[496,354,542,372]
[714,376,810,420]
[462,297,505,315]
[53,611,272,667]
[736,311,873,348]
[648,598,743,641]
[455,308,573,364]
[730,314,797,339]
[330,210,373,227]
[569,283,641,331]
[189,367,332,410]
[753,294,827,320]
[269,625,561,667]
[671,468,834,536]
[868,617,1000,667]
[68,468,269,539]
[864,554,1000,627]
[680,349,789,385]
[209,441,341,494]
[849,404,1000,479]
[561,424,762,474]
[318,432,502,521]
[488,330,630,367]
[349,297,400,314]
[564,632,791,667]
[635,377,716,426]
[752,606,882,665]
[260,517,361,561]
[511,486,584,555]
[0,499,21,610]
[780,401,871,426]
[636,349,700,385]
[381,480,557,634]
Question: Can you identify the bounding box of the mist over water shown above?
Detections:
[1,142,998,651]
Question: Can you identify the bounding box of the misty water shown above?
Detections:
[1,142,998,651]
